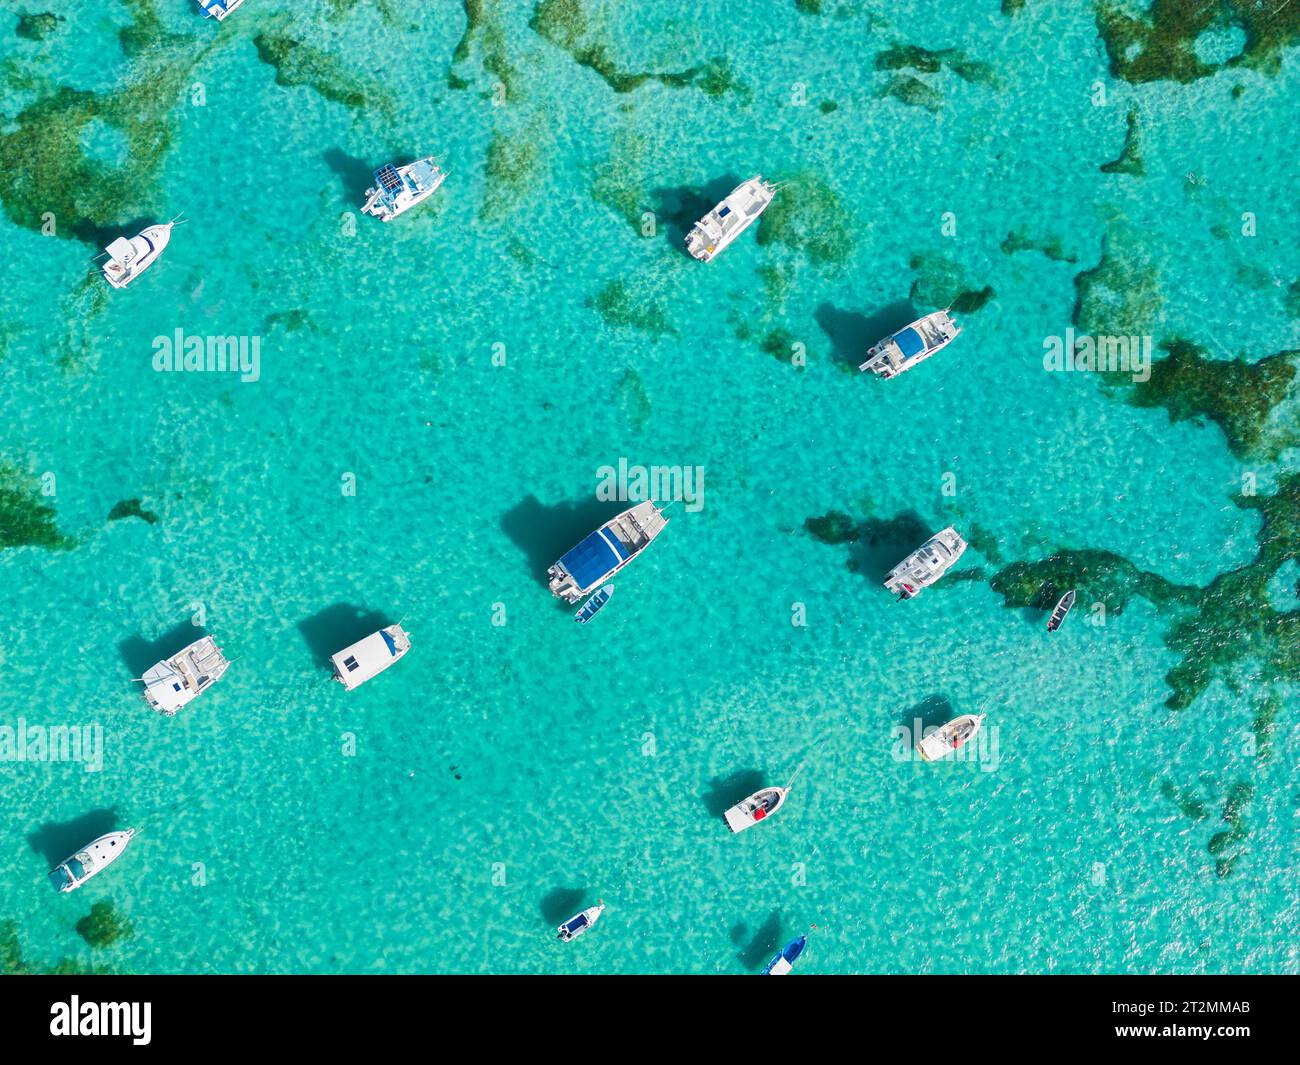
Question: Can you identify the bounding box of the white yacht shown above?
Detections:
[361,158,445,222]
[859,310,961,378]
[140,636,230,715]
[884,526,966,599]
[557,902,604,942]
[197,0,244,18]
[918,714,985,762]
[723,787,788,833]
[331,624,411,691]
[548,501,668,604]
[685,176,778,262]
[100,222,177,289]
[48,829,136,893]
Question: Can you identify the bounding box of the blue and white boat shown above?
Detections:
[197,0,245,20]
[686,176,778,262]
[574,584,614,624]
[557,902,605,942]
[548,502,668,604]
[859,309,960,378]
[361,157,446,222]
[762,934,807,975]
[100,221,177,290]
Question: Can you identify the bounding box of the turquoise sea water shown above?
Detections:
[0,1,1297,974]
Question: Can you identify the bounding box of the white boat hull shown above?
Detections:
[917,714,985,762]
[723,787,788,833]
[141,635,229,715]
[686,176,776,261]
[49,829,136,892]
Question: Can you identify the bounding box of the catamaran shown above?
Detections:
[330,624,411,691]
[723,787,788,833]
[100,221,178,289]
[557,902,604,942]
[883,526,966,599]
[685,176,778,262]
[574,585,614,624]
[48,829,136,893]
[140,636,230,715]
[762,934,808,975]
[196,0,244,19]
[917,714,985,762]
[1047,589,1076,631]
[859,309,961,378]
[361,158,445,222]
[548,502,668,604]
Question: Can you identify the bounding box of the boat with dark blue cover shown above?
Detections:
[557,902,605,942]
[548,502,668,604]
[859,309,961,378]
[762,934,807,975]
[574,584,614,624]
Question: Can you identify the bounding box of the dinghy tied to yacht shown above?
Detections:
[48,829,136,893]
[196,0,244,19]
[859,309,961,378]
[139,636,230,715]
[918,714,986,762]
[762,934,808,975]
[685,176,779,262]
[1047,589,1076,631]
[883,526,966,599]
[548,501,668,604]
[557,902,605,942]
[361,158,445,222]
[331,624,411,691]
[99,218,181,289]
[574,584,614,624]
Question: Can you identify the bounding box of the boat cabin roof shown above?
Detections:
[559,528,629,590]
[332,628,404,688]
[894,326,925,359]
[105,236,136,264]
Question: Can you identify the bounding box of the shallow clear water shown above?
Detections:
[0,1,1297,974]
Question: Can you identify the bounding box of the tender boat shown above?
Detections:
[140,636,230,715]
[685,176,778,262]
[859,309,961,378]
[1047,589,1076,632]
[574,584,614,624]
[548,502,668,604]
[331,624,411,691]
[723,786,788,833]
[917,713,985,762]
[762,934,807,975]
[884,526,966,599]
[48,829,136,893]
[197,0,244,18]
[557,902,604,942]
[361,158,445,222]
[100,222,177,289]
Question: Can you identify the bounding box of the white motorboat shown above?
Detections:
[140,635,230,715]
[331,624,411,691]
[883,526,966,599]
[685,176,778,262]
[723,786,788,833]
[48,829,136,893]
[361,158,445,222]
[917,714,986,762]
[859,309,961,378]
[557,902,605,942]
[100,221,177,289]
[197,0,244,19]
[548,502,668,604]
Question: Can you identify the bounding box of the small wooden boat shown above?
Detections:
[762,934,807,975]
[48,829,136,893]
[1047,589,1076,632]
[574,585,614,624]
[917,713,985,762]
[723,786,788,833]
[557,902,605,942]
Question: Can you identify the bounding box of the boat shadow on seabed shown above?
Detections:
[500,495,628,596]
[26,809,120,868]
[118,621,211,679]
[647,174,743,248]
[732,910,784,972]
[815,299,918,371]
[539,886,590,926]
[701,769,766,819]
[297,603,394,672]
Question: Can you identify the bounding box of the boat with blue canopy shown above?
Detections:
[557,902,604,942]
[361,157,445,222]
[762,934,808,975]
[196,0,244,19]
[574,584,614,624]
[859,309,961,378]
[548,501,668,604]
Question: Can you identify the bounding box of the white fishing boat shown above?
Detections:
[548,502,668,604]
[361,158,445,222]
[574,584,614,624]
[762,934,808,975]
[196,0,244,19]
[723,787,788,833]
[685,176,778,262]
[883,526,966,599]
[100,221,177,289]
[1047,589,1076,632]
[859,309,961,378]
[48,829,136,893]
[331,624,411,691]
[557,902,604,942]
[917,714,985,762]
[140,636,229,716]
